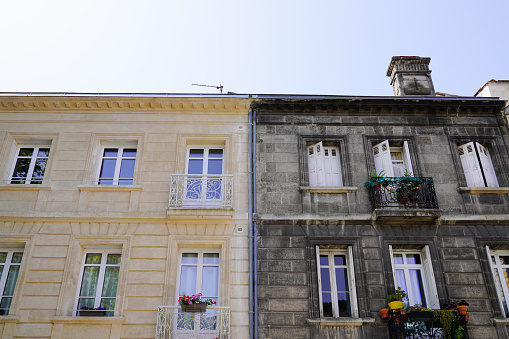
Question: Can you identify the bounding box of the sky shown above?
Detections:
[1,0,508,96]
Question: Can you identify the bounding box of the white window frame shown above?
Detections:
[0,249,24,315]
[316,246,358,318]
[373,140,414,177]
[184,146,225,204]
[97,145,137,185]
[175,249,221,305]
[308,142,343,187]
[8,145,51,184]
[389,245,439,309]
[73,249,122,316]
[185,146,225,176]
[458,142,499,188]
[486,247,509,317]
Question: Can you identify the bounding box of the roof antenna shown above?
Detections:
[191,83,223,94]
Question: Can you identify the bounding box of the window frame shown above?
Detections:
[315,246,358,318]
[372,140,414,177]
[185,146,225,176]
[97,145,137,186]
[0,249,24,315]
[457,141,499,188]
[8,145,51,185]
[486,246,509,317]
[73,249,122,316]
[389,245,439,309]
[307,142,343,187]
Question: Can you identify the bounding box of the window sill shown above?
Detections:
[300,186,358,194]
[0,315,21,323]
[50,315,125,324]
[459,187,509,195]
[0,185,51,191]
[166,207,234,219]
[492,318,509,326]
[78,185,142,192]
[307,317,375,327]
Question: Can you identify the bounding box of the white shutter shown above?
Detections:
[486,246,506,316]
[421,246,440,309]
[476,143,499,187]
[458,142,484,187]
[389,245,397,285]
[308,145,318,186]
[323,146,342,186]
[402,141,414,176]
[373,140,394,177]
[316,246,324,317]
[315,142,325,186]
[348,246,358,318]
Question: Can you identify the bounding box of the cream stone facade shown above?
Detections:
[0,95,251,339]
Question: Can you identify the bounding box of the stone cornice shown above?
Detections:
[0,96,251,113]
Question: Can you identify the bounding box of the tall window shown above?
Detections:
[389,246,439,308]
[178,250,220,305]
[307,142,342,187]
[373,140,413,177]
[98,147,137,185]
[316,246,358,318]
[185,148,224,201]
[486,247,509,317]
[0,250,23,315]
[9,146,50,184]
[75,251,121,316]
[458,142,499,187]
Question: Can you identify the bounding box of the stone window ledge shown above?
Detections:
[492,318,509,326]
[166,208,234,219]
[307,317,375,327]
[0,185,51,191]
[0,315,21,323]
[78,185,142,192]
[51,316,125,325]
[459,187,509,195]
[300,186,358,194]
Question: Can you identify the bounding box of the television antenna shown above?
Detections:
[191,83,223,94]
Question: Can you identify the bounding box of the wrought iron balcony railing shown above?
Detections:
[168,174,233,209]
[365,176,439,210]
[156,306,230,339]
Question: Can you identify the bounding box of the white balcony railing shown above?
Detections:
[168,174,233,209]
[156,306,230,339]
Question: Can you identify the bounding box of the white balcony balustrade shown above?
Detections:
[168,174,233,209]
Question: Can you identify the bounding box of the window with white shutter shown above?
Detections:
[458,142,499,187]
[486,247,509,317]
[307,142,342,187]
[373,140,414,177]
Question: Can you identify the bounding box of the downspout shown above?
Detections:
[253,108,259,339]
[248,107,254,338]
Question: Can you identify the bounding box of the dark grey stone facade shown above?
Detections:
[254,96,509,338]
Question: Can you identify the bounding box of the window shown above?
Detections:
[308,142,342,186]
[177,250,220,305]
[9,146,50,184]
[75,250,121,316]
[389,246,439,308]
[98,147,137,185]
[486,247,509,317]
[373,140,413,177]
[458,142,499,187]
[316,246,358,318]
[0,250,23,315]
[185,147,224,201]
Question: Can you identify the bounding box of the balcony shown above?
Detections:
[168,174,233,209]
[156,306,230,339]
[365,177,440,220]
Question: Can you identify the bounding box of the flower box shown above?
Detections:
[181,303,207,313]
[408,311,433,322]
[78,310,107,317]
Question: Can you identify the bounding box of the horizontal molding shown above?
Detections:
[300,186,358,194]
[0,185,51,191]
[307,317,375,327]
[78,185,143,192]
[50,315,125,325]
[459,187,509,195]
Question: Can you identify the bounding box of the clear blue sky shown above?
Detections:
[1,0,507,96]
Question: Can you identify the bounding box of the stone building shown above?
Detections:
[0,94,252,339]
[475,80,509,126]
[253,57,509,338]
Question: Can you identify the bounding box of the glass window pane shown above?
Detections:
[406,254,421,265]
[203,253,219,265]
[85,253,102,265]
[106,254,121,265]
[0,253,6,263]
[12,158,31,179]
[409,269,425,306]
[119,159,135,178]
[37,148,50,157]
[78,298,95,310]
[0,297,12,315]
[188,159,203,174]
[32,158,47,179]
[100,298,116,312]
[11,253,22,264]
[207,159,223,175]
[208,149,223,158]
[189,149,204,158]
[321,292,333,317]
[393,254,404,264]
[3,266,20,297]
[337,292,351,317]
[202,267,219,297]
[319,255,328,266]
[102,267,119,298]
[103,149,118,157]
[99,159,116,179]
[80,266,100,297]
[179,266,197,296]
[395,269,407,293]
[500,256,509,265]
[334,255,346,266]
[335,267,348,292]
[181,253,198,264]
[320,267,331,291]
[18,148,33,157]
[122,149,137,157]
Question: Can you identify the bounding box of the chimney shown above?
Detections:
[387,56,435,96]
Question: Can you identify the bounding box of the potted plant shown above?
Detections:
[407,306,433,322]
[78,306,107,317]
[457,300,469,316]
[379,307,389,319]
[387,286,407,310]
[178,293,216,313]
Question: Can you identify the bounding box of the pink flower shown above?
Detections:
[188,301,192,305]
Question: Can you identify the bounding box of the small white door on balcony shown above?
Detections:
[185,148,224,205]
